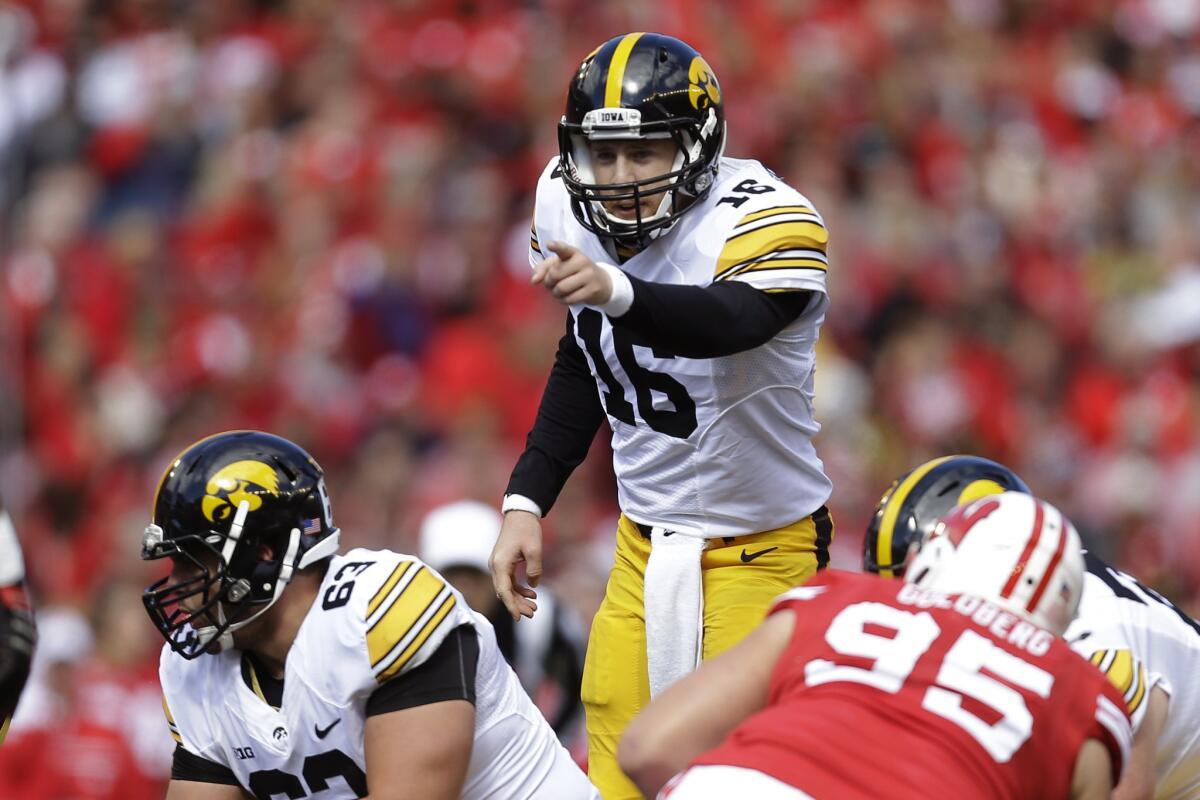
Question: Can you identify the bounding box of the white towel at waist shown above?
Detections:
[644,527,706,698]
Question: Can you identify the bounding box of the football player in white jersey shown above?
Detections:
[0,495,36,745]
[488,32,835,799]
[862,454,1200,800]
[1066,555,1200,800]
[141,431,598,800]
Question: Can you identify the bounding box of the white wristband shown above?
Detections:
[502,494,544,518]
[594,262,634,317]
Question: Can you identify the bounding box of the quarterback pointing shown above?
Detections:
[141,431,598,799]
[491,32,834,798]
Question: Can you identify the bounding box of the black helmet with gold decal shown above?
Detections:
[141,431,340,659]
[863,455,1030,578]
[558,32,726,247]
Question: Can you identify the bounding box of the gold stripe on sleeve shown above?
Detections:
[722,257,830,280]
[377,594,459,682]
[367,561,413,617]
[1126,663,1148,714]
[733,205,816,227]
[367,567,446,667]
[1105,650,1135,694]
[162,695,183,744]
[716,220,828,279]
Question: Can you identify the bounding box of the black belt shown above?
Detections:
[635,505,831,542]
[634,522,689,539]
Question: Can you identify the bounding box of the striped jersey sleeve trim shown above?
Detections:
[732,211,825,235]
[365,565,459,683]
[718,250,830,280]
[733,205,818,227]
[368,561,414,617]
[726,270,829,294]
[530,222,543,256]
[377,592,458,683]
[163,694,183,744]
[716,213,829,281]
[1089,650,1148,717]
[1095,694,1133,769]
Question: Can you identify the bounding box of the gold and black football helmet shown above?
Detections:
[558,32,726,246]
[141,431,340,659]
[863,455,1030,578]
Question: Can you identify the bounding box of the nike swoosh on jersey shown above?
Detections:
[315,718,341,739]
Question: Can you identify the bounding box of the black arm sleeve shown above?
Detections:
[171,745,242,785]
[366,624,479,716]
[613,275,814,359]
[505,313,606,513]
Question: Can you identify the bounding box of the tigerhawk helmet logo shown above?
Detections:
[201,460,280,523]
[688,56,721,110]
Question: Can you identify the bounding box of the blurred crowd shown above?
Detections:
[0,0,1198,792]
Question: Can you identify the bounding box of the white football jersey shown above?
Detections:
[1065,553,1200,800]
[531,156,832,538]
[160,548,598,799]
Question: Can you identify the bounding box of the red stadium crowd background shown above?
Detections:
[1,0,1198,795]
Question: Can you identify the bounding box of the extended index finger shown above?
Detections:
[545,240,577,259]
[531,255,559,285]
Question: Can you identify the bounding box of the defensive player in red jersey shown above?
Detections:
[861,454,1200,800]
[619,492,1132,799]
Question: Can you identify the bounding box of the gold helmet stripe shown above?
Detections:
[957,478,1006,506]
[605,32,646,108]
[875,455,954,577]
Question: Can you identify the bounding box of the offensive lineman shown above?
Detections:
[862,454,1200,800]
[489,33,834,799]
[619,492,1132,799]
[141,431,598,799]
